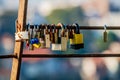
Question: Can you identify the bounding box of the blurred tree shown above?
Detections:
[46,7,87,25]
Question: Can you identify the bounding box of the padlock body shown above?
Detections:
[70,33,84,49]
[104,31,107,42]
[70,44,84,49]
[45,34,51,48]
[30,38,39,44]
[61,37,67,51]
[40,39,45,48]
[51,44,61,51]
[33,43,41,48]
[29,44,34,50]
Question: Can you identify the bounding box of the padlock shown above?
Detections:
[104,31,107,42]
[39,25,45,48]
[51,24,61,51]
[54,25,58,43]
[70,23,84,49]
[51,23,67,51]
[103,25,108,42]
[65,29,69,41]
[30,25,41,49]
[60,23,67,51]
[45,25,51,48]
[49,24,55,43]
[29,25,34,50]
[34,25,38,38]
[68,25,74,39]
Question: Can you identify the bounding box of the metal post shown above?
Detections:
[10,0,28,80]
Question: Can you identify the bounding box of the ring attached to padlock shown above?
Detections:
[70,23,84,50]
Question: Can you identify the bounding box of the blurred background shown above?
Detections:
[0,0,120,80]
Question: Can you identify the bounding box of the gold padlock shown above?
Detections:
[103,25,108,42]
[45,25,51,48]
[58,23,67,51]
[70,23,84,49]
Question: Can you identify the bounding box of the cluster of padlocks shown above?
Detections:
[15,23,84,51]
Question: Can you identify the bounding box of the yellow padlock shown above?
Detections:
[70,23,84,49]
[33,43,41,48]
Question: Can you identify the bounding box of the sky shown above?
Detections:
[0,0,120,16]
[1,0,120,11]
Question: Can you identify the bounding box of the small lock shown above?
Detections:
[30,38,40,49]
[65,30,69,41]
[51,23,67,51]
[103,31,107,42]
[70,23,84,50]
[54,25,58,43]
[40,38,45,48]
[34,25,38,38]
[56,28,61,44]
[29,26,35,50]
[103,25,108,42]
[50,24,55,43]
[45,25,51,48]
[60,23,67,51]
[29,44,34,50]
[39,25,46,48]
[51,24,61,51]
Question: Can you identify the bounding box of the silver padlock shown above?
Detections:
[51,24,61,51]
[51,23,67,51]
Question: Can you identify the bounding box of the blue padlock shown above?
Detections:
[30,38,39,44]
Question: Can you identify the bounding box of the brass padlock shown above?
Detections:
[49,24,55,43]
[54,25,58,43]
[59,23,67,51]
[68,25,74,39]
[40,25,45,48]
[103,25,108,42]
[70,23,84,49]
[45,25,51,48]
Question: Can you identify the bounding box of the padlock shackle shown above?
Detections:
[73,23,80,34]
[26,23,30,31]
[57,23,65,37]
[104,25,107,31]
[45,24,49,34]
[35,25,38,29]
